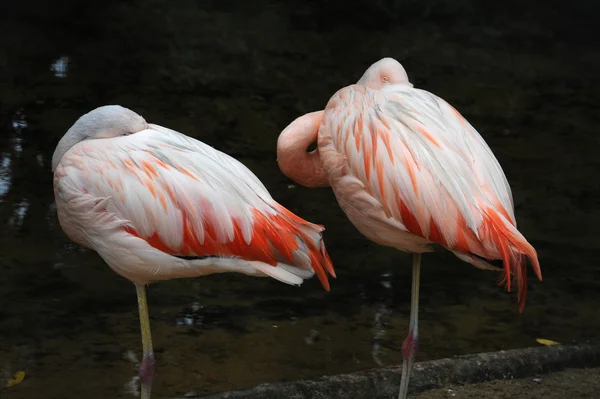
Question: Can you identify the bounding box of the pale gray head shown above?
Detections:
[357,57,412,90]
[51,105,149,171]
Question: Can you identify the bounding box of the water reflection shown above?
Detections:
[175,301,203,328]
[124,376,141,398]
[50,56,69,78]
[371,273,395,367]
[11,116,27,131]
[36,153,45,168]
[0,153,10,199]
[304,329,320,345]
[9,198,29,228]
[11,110,26,156]
[123,351,141,397]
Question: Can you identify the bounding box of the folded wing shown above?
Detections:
[57,124,335,289]
[324,84,540,307]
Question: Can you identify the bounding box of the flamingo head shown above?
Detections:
[52,105,149,171]
[357,57,412,89]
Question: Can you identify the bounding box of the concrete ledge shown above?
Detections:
[179,342,600,399]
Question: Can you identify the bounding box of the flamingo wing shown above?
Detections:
[55,124,334,289]
[323,84,540,307]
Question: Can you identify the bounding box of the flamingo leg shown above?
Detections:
[398,253,422,399]
[136,284,155,399]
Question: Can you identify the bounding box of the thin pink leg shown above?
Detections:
[398,253,422,399]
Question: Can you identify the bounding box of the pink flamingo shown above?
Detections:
[277,58,542,399]
[52,105,335,399]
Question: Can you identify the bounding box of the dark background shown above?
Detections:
[1,1,599,398]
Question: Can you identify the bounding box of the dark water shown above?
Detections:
[1,1,599,398]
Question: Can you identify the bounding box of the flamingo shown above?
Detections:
[276,58,542,399]
[51,105,335,399]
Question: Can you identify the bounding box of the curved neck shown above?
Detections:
[52,131,85,172]
[276,111,330,188]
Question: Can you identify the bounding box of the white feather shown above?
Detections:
[53,122,328,286]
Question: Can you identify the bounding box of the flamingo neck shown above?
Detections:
[276,111,330,188]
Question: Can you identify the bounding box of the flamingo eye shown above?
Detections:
[382,76,389,83]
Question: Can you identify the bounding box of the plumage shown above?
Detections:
[54,121,334,289]
[319,82,540,304]
[276,57,542,399]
